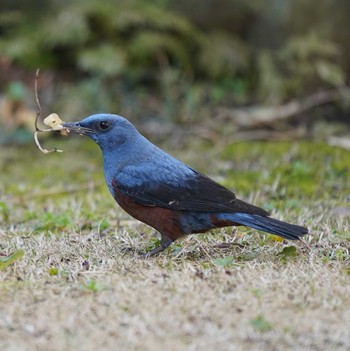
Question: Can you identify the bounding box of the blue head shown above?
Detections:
[63,114,140,154]
[63,113,161,191]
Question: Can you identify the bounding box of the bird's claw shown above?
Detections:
[140,236,174,258]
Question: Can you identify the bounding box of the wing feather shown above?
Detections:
[112,172,269,216]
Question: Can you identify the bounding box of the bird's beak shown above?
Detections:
[62,122,95,135]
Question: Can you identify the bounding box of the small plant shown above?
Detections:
[0,202,9,223]
[0,250,24,271]
[277,245,298,263]
[213,256,235,268]
[79,279,108,293]
[250,314,273,332]
[48,267,59,276]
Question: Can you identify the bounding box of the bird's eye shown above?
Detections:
[99,121,109,130]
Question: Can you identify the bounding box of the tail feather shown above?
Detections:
[224,212,308,240]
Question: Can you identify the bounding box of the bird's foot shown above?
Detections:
[141,235,173,258]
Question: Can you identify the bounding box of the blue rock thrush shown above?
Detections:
[63,114,308,255]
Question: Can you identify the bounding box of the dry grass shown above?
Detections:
[1,140,350,351]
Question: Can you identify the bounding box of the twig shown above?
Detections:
[34,130,63,154]
[328,136,350,151]
[33,69,64,153]
[231,129,304,142]
[216,87,350,127]
[34,68,41,132]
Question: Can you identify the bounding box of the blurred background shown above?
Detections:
[0,0,350,146]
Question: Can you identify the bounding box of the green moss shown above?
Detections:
[218,141,350,200]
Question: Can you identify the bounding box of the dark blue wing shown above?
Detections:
[112,165,268,216]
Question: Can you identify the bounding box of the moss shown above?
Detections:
[217,141,350,200]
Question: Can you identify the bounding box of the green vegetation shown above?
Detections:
[250,314,273,332]
[219,141,350,199]
[0,0,349,123]
[0,250,24,271]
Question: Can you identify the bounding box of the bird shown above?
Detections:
[62,114,308,255]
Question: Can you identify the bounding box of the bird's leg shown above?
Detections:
[144,234,174,257]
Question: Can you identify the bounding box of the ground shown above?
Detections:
[0,136,350,351]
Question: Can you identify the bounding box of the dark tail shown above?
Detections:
[227,212,308,240]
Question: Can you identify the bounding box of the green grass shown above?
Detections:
[1,138,350,350]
